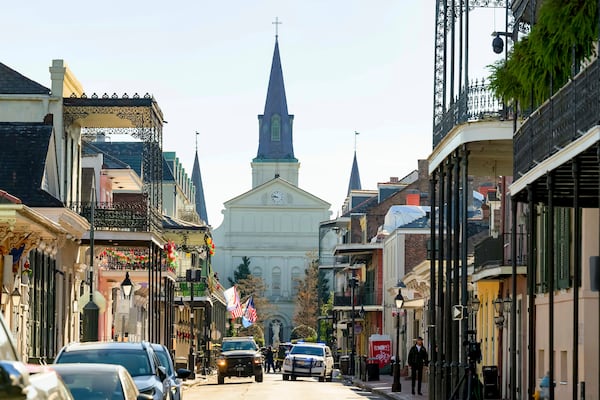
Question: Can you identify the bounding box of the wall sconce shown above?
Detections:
[469,295,480,313]
[493,296,504,315]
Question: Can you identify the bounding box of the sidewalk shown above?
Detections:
[350,372,428,400]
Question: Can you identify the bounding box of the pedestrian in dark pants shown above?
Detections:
[265,346,275,373]
[408,336,429,395]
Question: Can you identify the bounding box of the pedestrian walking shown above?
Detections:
[408,336,429,395]
[265,346,275,373]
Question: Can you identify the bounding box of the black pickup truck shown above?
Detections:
[216,336,263,384]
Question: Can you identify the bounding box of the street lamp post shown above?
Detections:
[349,274,359,376]
[120,272,133,341]
[392,290,404,392]
[83,189,99,342]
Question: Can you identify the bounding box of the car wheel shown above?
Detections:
[291,375,297,381]
[282,374,289,381]
[217,374,225,385]
[319,376,325,382]
[255,373,263,382]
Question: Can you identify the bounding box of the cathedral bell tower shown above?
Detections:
[251,35,299,188]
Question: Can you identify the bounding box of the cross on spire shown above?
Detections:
[195,131,199,152]
[272,17,282,38]
[354,131,360,151]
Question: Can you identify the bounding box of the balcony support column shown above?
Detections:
[444,158,453,397]
[437,163,446,400]
[429,172,438,400]
[572,160,581,400]
[527,184,537,400]
[460,146,469,370]
[546,172,555,400]
[451,152,460,391]
[510,197,517,400]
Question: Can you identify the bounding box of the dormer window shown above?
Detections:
[271,114,281,141]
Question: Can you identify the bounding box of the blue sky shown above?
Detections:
[4,1,506,227]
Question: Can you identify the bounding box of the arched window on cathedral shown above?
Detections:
[272,267,281,297]
[291,267,301,298]
[270,114,281,141]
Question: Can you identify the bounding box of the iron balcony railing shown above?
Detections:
[473,232,528,270]
[514,57,600,177]
[333,287,383,307]
[71,201,163,233]
[433,79,507,148]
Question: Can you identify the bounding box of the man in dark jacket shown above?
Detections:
[408,336,429,395]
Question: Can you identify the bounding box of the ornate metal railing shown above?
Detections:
[71,201,163,233]
[473,232,528,270]
[334,287,384,307]
[514,58,600,178]
[433,79,507,148]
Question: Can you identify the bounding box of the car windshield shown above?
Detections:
[221,341,257,351]
[290,346,324,357]
[56,370,124,400]
[154,349,173,376]
[56,349,152,377]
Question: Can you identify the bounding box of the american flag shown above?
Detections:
[243,296,257,323]
[224,286,243,318]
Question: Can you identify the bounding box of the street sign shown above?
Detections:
[452,305,464,320]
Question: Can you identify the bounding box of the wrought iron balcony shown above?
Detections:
[71,201,163,233]
[474,232,528,270]
[433,79,507,148]
[333,287,383,307]
[514,57,600,178]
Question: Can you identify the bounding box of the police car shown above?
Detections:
[282,343,334,382]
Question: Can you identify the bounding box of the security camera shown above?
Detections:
[492,34,504,54]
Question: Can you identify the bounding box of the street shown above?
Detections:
[182,372,386,400]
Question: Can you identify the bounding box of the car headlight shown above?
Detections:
[140,386,156,396]
[314,360,323,367]
[283,358,291,366]
[217,358,227,367]
[253,356,263,365]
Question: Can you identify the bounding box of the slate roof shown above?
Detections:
[0,122,63,207]
[89,142,144,176]
[0,62,50,95]
[83,141,132,170]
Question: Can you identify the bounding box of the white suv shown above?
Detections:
[282,343,334,382]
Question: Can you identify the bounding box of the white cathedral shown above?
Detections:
[212,35,331,344]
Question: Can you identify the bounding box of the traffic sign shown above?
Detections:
[452,305,464,320]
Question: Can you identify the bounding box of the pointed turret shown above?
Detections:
[255,37,296,162]
[192,151,209,224]
[347,151,362,195]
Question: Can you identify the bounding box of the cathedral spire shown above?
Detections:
[347,132,362,195]
[347,151,362,196]
[254,32,296,162]
[192,132,209,224]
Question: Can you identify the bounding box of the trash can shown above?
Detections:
[482,365,500,399]
[339,355,350,375]
[366,358,379,381]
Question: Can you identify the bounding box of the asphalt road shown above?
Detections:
[182,371,386,400]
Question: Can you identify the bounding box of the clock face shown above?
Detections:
[271,191,284,204]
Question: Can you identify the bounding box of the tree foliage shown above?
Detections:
[236,274,275,325]
[238,323,265,347]
[488,0,597,108]
[228,256,252,286]
[293,256,320,329]
[290,325,317,342]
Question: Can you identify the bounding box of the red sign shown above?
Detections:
[369,339,392,368]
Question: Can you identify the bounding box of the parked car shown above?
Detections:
[0,313,73,399]
[54,341,168,400]
[216,336,263,384]
[150,344,191,400]
[282,342,334,382]
[50,363,152,400]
